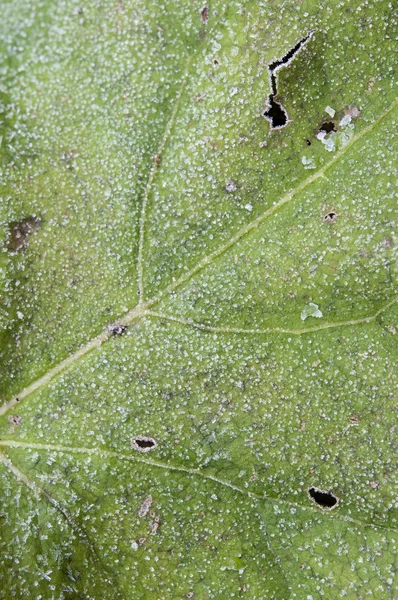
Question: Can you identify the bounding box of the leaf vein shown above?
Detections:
[146,297,398,335]
[1,440,397,536]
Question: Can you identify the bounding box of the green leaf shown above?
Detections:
[1,0,397,598]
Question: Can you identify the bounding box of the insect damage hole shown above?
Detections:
[308,486,339,510]
[263,30,314,130]
[319,120,337,134]
[132,436,157,452]
[324,211,338,224]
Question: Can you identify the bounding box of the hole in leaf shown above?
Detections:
[308,486,339,509]
[268,31,314,72]
[132,436,157,452]
[263,95,288,129]
[319,121,337,134]
[263,31,314,130]
[324,211,338,223]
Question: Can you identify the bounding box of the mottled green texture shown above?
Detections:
[0,0,397,598]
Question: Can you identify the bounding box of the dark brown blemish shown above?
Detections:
[308,486,339,509]
[6,216,41,252]
[200,5,208,23]
[108,324,127,336]
[132,436,157,452]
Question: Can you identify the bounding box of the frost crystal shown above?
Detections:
[301,156,316,169]
[301,303,323,321]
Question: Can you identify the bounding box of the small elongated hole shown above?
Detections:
[263,31,314,130]
[324,211,337,223]
[308,486,339,509]
[132,436,157,452]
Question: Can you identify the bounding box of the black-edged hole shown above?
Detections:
[308,486,338,509]
[324,211,337,224]
[132,436,157,452]
[319,121,336,134]
[306,139,312,146]
[263,97,287,129]
[268,31,314,71]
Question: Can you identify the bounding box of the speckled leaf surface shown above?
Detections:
[0,0,397,598]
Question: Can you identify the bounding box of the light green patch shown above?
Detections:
[0,0,397,598]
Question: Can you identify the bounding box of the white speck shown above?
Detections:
[301,156,316,169]
[17,311,24,319]
[325,106,335,117]
[339,114,352,127]
[338,123,354,148]
[301,303,323,321]
[229,87,238,96]
[244,203,253,211]
[226,180,237,192]
[131,541,139,551]
[317,131,336,152]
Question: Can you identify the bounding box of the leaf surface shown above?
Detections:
[0,1,398,598]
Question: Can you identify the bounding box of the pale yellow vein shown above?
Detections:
[147,297,398,335]
[1,439,398,536]
[2,95,398,416]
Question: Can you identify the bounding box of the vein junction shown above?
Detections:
[1,81,398,531]
[0,295,396,418]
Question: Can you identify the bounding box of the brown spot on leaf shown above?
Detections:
[344,105,361,119]
[138,496,153,518]
[150,514,161,535]
[6,216,41,251]
[200,5,208,23]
